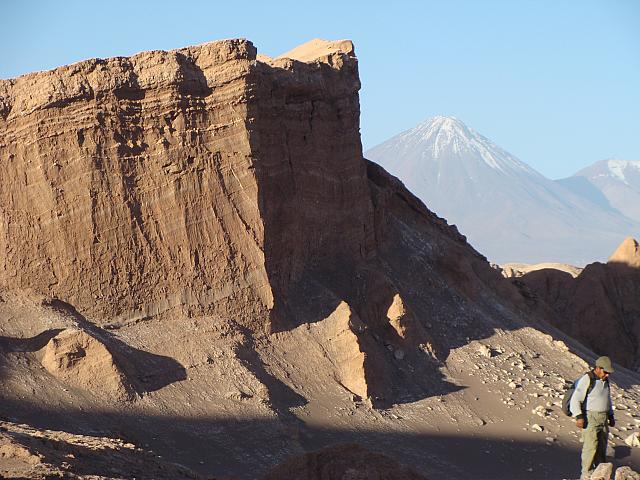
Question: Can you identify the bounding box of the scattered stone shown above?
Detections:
[477,344,492,358]
[591,462,613,480]
[615,466,640,480]
[553,340,569,351]
[625,432,640,447]
[531,424,544,432]
[532,405,550,417]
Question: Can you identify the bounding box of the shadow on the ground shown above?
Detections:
[3,396,634,480]
[0,329,66,353]
[5,299,188,394]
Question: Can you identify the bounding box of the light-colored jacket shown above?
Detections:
[569,372,613,417]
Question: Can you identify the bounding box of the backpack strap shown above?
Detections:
[583,371,597,411]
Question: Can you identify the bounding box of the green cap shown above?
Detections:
[595,356,614,373]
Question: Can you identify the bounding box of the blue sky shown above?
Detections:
[2,0,639,179]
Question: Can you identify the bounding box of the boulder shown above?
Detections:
[615,466,640,480]
[625,432,640,448]
[40,329,135,401]
[263,444,427,480]
[591,463,613,480]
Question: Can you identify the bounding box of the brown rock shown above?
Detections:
[263,444,428,480]
[512,237,640,368]
[0,39,266,328]
[0,38,373,337]
[591,462,613,480]
[314,302,369,399]
[615,466,640,480]
[1,36,517,411]
[278,38,356,63]
[40,329,136,401]
[386,293,431,350]
[609,237,640,268]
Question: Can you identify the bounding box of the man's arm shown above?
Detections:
[570,374,590,418]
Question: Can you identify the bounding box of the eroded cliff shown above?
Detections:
[0,40,272,327]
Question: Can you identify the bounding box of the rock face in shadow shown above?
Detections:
[263,444,428,480]
[512,237,640,369]
[250,42,375,332]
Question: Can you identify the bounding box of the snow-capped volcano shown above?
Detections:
[366,117,638,265]
[383,116,539,176]
[601,159,640,184]
[561,158,640,223]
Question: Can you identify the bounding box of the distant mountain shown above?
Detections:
[559,159,640,223]
[366,116,638,265]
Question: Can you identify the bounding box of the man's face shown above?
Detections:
[595,366,610,380]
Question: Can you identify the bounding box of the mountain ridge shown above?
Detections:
[366,116,639,265]
[561,158,640,224]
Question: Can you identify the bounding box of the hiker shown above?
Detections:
[570,356,615,479]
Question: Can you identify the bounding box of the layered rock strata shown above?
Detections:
[0,39,373,333]
[0,40,266,326]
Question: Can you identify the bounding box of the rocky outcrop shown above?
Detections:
[250,41,374,332]
[1,37,527,405]
[592,463,614,480]
[609,237,640,268]
[616,466,640,480]
[0,38,374,335]
[40,328,136,401]
[500,262,583,279]
[511,237,640,369]
[0,39,267,327]
[263,444,427,480]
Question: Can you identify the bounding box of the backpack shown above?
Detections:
[561,371,596,416]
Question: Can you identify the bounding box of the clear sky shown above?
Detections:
[2,0,639,179]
